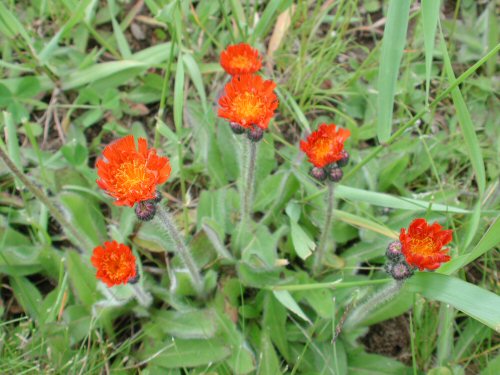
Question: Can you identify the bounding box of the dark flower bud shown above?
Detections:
[246,126,264,142]
[230,122,246,135]
[310,167,327,181]
[328,166,343,182]
[386,240,403,260]
[337,150,350,167]
[128,266,140,284]
[135,200,156,221]
[152,190,163,203]
[387,261,414,281]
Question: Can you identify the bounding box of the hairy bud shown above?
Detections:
[135,200,157,221]
[230,122,246,135]
[246,126,264,142]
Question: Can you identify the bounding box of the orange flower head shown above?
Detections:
[400,218,453,271]
[96,135,171,207]
[220,43,262,76]
[218,74,278,130]
[300,124,351,168]
[91,241,137,287]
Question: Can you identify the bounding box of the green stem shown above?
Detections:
[241,139,258,223]
[154,204,204,296]
[242,140,257,219]
[313,182,335,275]
[344,279,404,329]
[0,146,89,252]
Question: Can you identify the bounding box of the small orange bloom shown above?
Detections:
[96,135,171,207]
[218,74,278,130]
[220,43,262,76]
[400,218,452,271]
[91,241,137,287]
[300,124,351,168]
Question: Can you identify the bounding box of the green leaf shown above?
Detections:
[183,54,207,113]
[422,0,441,103]
[334,209,398,239]
[66,250,98,309]
[0,2,31,43]
[173,52,184,133]
[289,221,315,260]
[348,350,413,374]
[38,0,91,63]
[58,191,107,248]
[0,83,13,106]
[406,273,500,332]
[9,276,43,320]
[335,185,469,213]
[151,309,217,339]
[440,28,486,196]
[263,292,290,362]
[376,0,411,142]
[258,330,281,375]
[273,290,311,323]
[146,338,231,369]
[3,111,22,189]
[108,0,132,59]
[62,61,148,90]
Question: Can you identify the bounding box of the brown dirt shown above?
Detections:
[360,314,413,365]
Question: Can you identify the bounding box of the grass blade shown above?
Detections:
[439,217,500,275]
[250,0,286,44]
[421,0,441,103]
[376,0,411,143]
[440,27,486,196]
[406,273,500,332]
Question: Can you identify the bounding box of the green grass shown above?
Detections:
[1,0,499,374]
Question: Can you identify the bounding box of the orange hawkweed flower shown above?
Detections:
[220,43,262,76]
[96,135,171,207]
[91,241,137,287]
[300,124,351,168]
[218,74,278,130]
[400,218,452,271]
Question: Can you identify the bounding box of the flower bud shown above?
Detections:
[337,150,350,167]
[230,122,246,135]
[152,190,163,203]
[128,266,140,284]
[387,261,414,281]
[135,200,157,221]
[328,166,343,182]
[246,126,264,142]
[386,240,403,260]
[310,167,327,181]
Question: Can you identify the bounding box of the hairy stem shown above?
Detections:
[241,139,258,223]
[0,146,89,252]
[154,204,204,296]
[313,182,335,275]
[130,283,152,307]
[344,280,404,329]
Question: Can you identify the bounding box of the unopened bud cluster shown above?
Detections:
[384,240,415,281]
[135,191,163,221]
[310,150,350,183]
[230,123,264,142]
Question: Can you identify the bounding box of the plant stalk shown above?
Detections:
[313,182,335,275]
[344,279,404,329]
[130,283,152,307]
[241,139,258,223]
[154,204,204,296]
[0,146,89,252]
